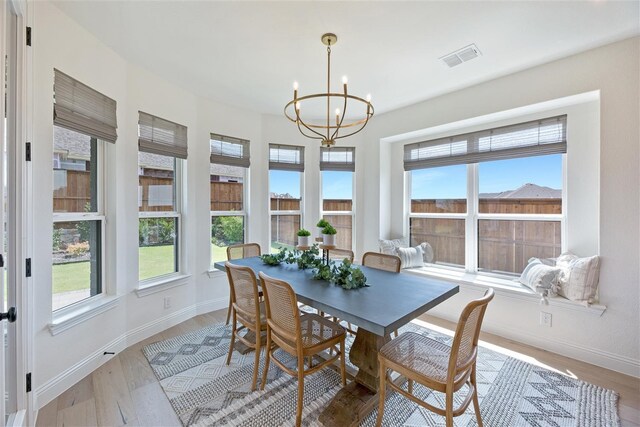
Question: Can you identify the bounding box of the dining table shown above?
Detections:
[214,256,459,427]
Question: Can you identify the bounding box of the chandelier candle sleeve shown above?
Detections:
[285,33,374,148]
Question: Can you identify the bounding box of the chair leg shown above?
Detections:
[226,313,236,366]
[260,329,271,390]
[340,339,346,386]
[407,378,413,394]
[251,330,260,392]
[375,358,387,427]
[296,359,305,427]
[393,329,398,338]
[471,366,483,427]
[225,296,232,325]
[445,388,454,427]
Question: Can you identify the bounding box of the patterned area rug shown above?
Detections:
[142,322,620,426]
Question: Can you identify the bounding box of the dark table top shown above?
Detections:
[214,257,459,336]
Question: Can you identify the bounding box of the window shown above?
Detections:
[210,134,249,264]
[320,147,355,250]
[409,165,466,267]
[52,70,117,311]
[269,144,304,252]
[138,112,187,283]
[406,115,566,276]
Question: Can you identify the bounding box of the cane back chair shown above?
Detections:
[224,262,266,391]
[375,289,495,427]
[259,272,347,427]
[225,243,262,324]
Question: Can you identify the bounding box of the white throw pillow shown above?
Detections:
[396,246,424,269]
[420,242,434,263]
[555,252,601,303]
[379,237,408,255]
[518,259,561,294]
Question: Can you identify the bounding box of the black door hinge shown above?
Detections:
[26,142,31,161]
[26,373,32,393]
[25,258,31,277]
[26,27,31,46]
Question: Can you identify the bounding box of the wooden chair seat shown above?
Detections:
[379,332,465,389]
[295,313,345,351]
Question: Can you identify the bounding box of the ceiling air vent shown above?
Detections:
[440,44,481,68]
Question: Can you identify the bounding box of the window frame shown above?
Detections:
[406,156,566,277]
[320,170,355,250]
[52,133,106,311]
[210,164,249,265]
[137,155,184,285]
[268,170,304,253]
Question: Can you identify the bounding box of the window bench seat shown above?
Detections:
[403,265,606,316]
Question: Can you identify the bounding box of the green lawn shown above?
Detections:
[52,243,296,294]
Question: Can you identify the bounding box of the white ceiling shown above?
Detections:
[52,1,639,118]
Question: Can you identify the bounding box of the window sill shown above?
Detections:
[404,265,606,316]
[135,274,191,297]
[49,295,120,336]
[206,267,226,279]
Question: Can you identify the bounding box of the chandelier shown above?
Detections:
[284,33,374,148]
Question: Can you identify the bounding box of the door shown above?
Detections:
[1,2,19,425]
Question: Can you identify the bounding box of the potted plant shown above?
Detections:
[322,224,337,246]
[316,219,330,239]
[297,228,311,247]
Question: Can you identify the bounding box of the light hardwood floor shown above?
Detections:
[35,309,640,427]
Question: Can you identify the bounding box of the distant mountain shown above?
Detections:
[479,183,561,199]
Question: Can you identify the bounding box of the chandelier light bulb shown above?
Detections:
[295,101,301,111]
[335,108,340,116]
[342,75,348,85]
[293,81,299,90]
[366,94,372,102]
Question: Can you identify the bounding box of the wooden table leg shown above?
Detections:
[318,328,390,427]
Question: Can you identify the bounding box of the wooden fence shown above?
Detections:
[410,198,561,274]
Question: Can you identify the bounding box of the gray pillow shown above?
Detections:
[518,259,561,294]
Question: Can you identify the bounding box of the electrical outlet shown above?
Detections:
[540,311,552,327]
[163,297,171,309]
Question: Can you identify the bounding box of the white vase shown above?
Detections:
[317,227,325,238]
[298,236,310,247]
[323,234,336,246]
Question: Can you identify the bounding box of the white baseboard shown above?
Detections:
[33,297,227,414]
[433,311,640,378]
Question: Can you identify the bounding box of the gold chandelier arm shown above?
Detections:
[296,109,327,140]
[334,113,373,140]
[331,85,349,141]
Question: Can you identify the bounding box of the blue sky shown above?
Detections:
[270,170,353,200]
[270,154,562,200]
[412,154,562,199]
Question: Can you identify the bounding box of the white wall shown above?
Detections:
[363,37,639,377]
[31,1,264,409]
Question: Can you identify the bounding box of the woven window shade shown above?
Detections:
[269,144,305,172]
[138,111,188,159]
[404,115,567,171]
[210,133,250,168]
[53,69,118,143]
[320,147,355,172]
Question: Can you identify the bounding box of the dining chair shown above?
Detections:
[362,251,402,337]
[224,262,266,391]
[328,248,355,263]
[225,243,262,324]
[259,272,347,427]
[375,289,495,427]
[362,251,401,273]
